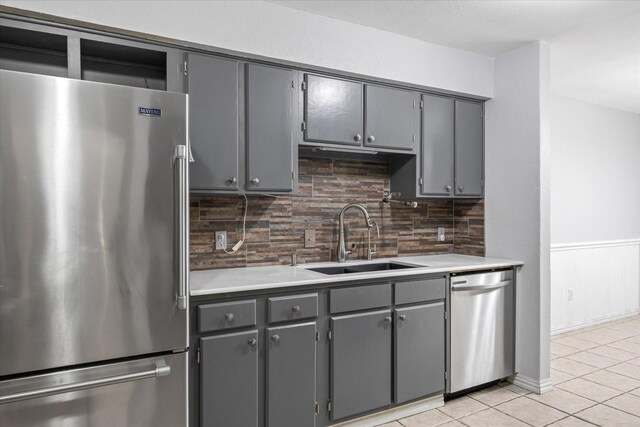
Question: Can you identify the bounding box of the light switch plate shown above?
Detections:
[305,229,316,248]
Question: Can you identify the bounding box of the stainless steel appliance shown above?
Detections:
[449,270,515,393]
[0,70,190,426]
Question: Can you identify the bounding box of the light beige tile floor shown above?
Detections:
[377,314,640,426]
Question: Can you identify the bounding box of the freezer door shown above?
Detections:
[0,70,189,376]
[0,352,187,427]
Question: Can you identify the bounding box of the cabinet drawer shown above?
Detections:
[330,284,392,314]
[198,300,257,333]
[268,293,318,323]
[395,278,446,305]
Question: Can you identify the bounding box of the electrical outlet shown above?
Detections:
[304,229,316,248]
[215,231,227,250]
[438,227,446,242]
[568,289,573,301]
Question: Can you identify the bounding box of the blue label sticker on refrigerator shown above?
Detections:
[138,107,161,117]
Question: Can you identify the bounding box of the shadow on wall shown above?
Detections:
[190,157,484,270]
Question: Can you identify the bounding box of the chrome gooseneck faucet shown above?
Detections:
[337,203,374,263]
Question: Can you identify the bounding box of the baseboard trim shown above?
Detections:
[551,310,640,335]
[331,394,444,427]
[511,374,553,394]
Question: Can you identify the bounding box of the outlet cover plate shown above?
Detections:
[305,229,316,248]
[215,231,227,250]
[438,227,446,242]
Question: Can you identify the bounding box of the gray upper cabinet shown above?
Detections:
[421,94,454,196]
[454,100,484,197]
[266,322,317,427]
[395,302,445,403]
[246,63,295,192]
[364,85,418,151]
[200,330,259,427]
[303,74,363,146]
[330,309,392,421]
[187,53,240,192]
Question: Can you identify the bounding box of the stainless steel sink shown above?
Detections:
[306,262,420,275]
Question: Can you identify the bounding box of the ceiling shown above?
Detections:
[268,0,640,113]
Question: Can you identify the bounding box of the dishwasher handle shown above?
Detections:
[451,280,512,292]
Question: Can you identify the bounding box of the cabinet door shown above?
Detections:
[186,53,239,191]
[245,63,294,192]
[365,85,417,151]
[304,74,363,146]
[266,322,317,427]
[200,331,258,427]
[330,310,392,420]
[454,100,483,197]
[421,94,454,196]
[395,302,445,403]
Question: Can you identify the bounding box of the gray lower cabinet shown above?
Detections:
[245,63,295,192]
[186,53,240,192]
[395,302,445,403]
[364,84,419,151]
[266,322,317,427]
[200,330,259,427]
[330,309,392,421]
[303,73,363,146]
[454,100,484,197]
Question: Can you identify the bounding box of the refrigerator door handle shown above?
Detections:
[0,362,171,405]
[174,144,189,310]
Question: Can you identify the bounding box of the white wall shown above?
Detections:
[485,42,552,393]
[550,95,640,331]
[550,95,640,244]
[0,0,494,98]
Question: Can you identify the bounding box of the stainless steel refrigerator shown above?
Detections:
[0,70,190,426]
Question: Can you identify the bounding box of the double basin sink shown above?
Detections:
[306,262,423,275]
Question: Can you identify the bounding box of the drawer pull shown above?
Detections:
[248,338,257,347]
[399,315,407,321]
[384,316,392,324]
[292,305,301,313]
[271,334,281,343]
[224,313,234,322]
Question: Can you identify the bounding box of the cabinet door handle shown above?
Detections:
[384,316,392,324]
[292,305,301,313]
[398,314,407,321]
[250,177,260,185]
[248,338,257,347]
[228,176,237,184]
[444,185,452,193]
[354,133,362,142]
[271,334,280,343]
[224,313,234,322]
[367,135,376,144]
[457,185,464,193]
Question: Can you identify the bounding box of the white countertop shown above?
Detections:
[190,254,523,297]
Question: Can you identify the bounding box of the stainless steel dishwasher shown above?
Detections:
[449,270,515,393]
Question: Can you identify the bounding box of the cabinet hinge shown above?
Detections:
[301,81,307,91]
[327,400,332,413]
[315,330,320,342]
[314,402,320,415]
[196,347,201,364]
[301,121,306,131]
[420,100,424,109]
[444,311,448,320]
[444,371,448,380]
[327,330,332,341]
[183,60,188,76]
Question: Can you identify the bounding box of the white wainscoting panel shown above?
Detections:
[551,239,640,332]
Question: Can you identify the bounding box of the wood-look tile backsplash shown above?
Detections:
[190,157,484,270]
